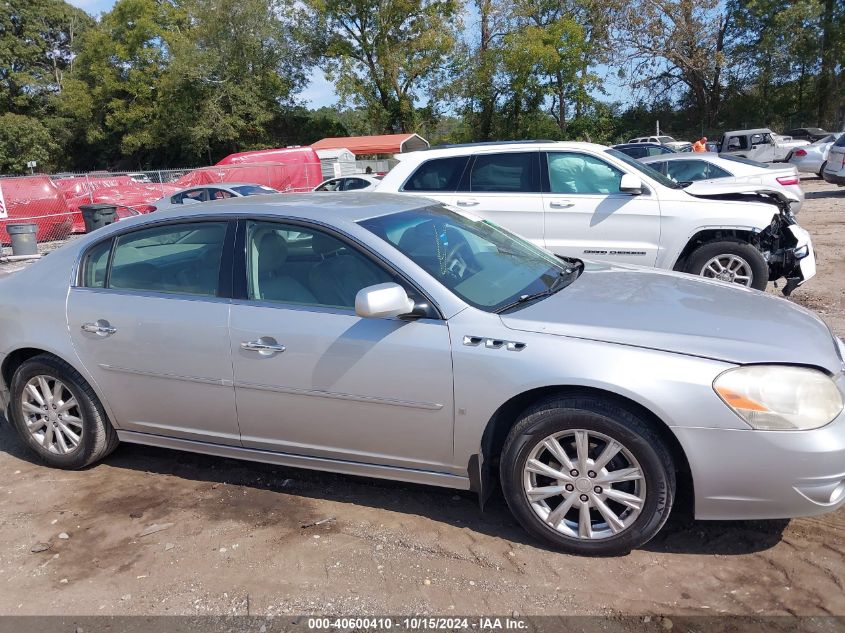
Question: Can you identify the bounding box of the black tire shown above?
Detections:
[818,162,827,179]
[500,396,675,556]
[9,354,118,469]
[683,239,769,291]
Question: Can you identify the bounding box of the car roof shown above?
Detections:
[135,192,433,224]
[724,128,773,135]
[612,143,672,149]
[640,152,722,162]
[397,140,609,160]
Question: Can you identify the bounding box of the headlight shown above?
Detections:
[714,365,843,431]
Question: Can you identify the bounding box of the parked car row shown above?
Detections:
[374,141,814,294]
[790,132,843,176]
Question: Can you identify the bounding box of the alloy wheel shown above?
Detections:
[20,375,84,455]
[522,429,646,540]
[699,254,754,286]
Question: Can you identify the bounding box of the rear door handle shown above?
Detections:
[81,320,116,336]
[549,200,574,208]
[241,337,286,356]
[456,199,479,207]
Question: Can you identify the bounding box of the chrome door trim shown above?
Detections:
[117,430,471,488]
[98,363,234,387]
[233,380,444,410]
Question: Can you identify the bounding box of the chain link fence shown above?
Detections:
[1,163,321,257]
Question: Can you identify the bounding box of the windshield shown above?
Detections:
[657,136,675,143]
[604,148,682,189]
[232,185,278,196]
[359,206,579,312]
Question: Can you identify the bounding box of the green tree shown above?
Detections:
[0,113,60,174]
[0,0,94,115]
[309,0,460,133]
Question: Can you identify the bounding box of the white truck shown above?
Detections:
[376,141,816,294]
[718,128,810,163]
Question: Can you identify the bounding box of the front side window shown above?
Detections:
[344,178,370,191]
[231,185,278,196]
[108,222,227,296]
[547,152,623,194]
[209,189,235,200]
[315,179,342,192]
[402,156,470,192]
[246,221,395,309]
[360,206,577,312]
[467,152,539,193]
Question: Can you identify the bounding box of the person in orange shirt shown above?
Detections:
[692,137,708,152]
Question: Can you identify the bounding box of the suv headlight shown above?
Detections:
[714,365,843,430]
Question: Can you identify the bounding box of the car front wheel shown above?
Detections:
[500,397,675,555]
[9,354,119,469]
[684,240,769,290]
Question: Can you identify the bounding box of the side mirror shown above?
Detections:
[355,283,414,319]
[619,173,643,194]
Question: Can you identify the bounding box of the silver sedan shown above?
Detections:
[1,193,844,555]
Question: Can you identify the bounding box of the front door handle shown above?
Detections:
[241,337,286,356]
[456,199,479,206]
[549,200,574,208]
[81,320,117,336]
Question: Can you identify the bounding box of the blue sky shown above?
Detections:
[67,0,630,111]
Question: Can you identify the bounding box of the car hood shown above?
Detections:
[500,263,842,372]
[683,181,798,204]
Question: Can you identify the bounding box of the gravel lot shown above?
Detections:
[0,178,843,617]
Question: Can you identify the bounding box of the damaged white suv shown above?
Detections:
[376,141,815,294]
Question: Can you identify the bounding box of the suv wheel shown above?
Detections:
[684,240,768,290]
[818,161,827,178]
[9,354,119,469]
[500,396,675,556]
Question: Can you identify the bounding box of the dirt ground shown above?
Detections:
[0,178,843,618]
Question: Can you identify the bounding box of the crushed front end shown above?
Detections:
[753,198,816,296]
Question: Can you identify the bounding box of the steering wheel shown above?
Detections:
[444,240,470,279]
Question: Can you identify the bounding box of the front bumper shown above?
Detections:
[766,223,816,295]
[673,396,845,520]
[822,170,845,186]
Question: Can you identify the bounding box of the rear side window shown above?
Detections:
[81,239,112,288]
[403,157,469,192]
[107,222,227,296]
[621,146,647,158]
[467,152,540,192]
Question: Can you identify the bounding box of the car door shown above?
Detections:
[450,151,544,246]
[541,150,661,266]
[229,219,455,471]
[748,133,776,162]
[66,219,240,444]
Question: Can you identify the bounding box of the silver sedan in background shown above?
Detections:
[640,152,805,212]
[789,132,844,177]
[1,194,844,555]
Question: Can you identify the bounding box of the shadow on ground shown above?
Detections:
[0,415,787,557]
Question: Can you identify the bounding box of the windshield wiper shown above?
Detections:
[494,264,581,314]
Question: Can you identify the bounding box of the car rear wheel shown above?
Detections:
[684,240,768,290]
[9,354,119,469]
[500,396,675,555]
[818,162,827,178]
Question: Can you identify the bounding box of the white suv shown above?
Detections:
[628,135,690,152]
[822,133,845,186]
[376,141,816,294]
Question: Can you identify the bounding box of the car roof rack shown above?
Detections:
[425,140,559,150]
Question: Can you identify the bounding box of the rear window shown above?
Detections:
[403,157,470,192]
[467,152,540,192]
[834,135,845,148]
